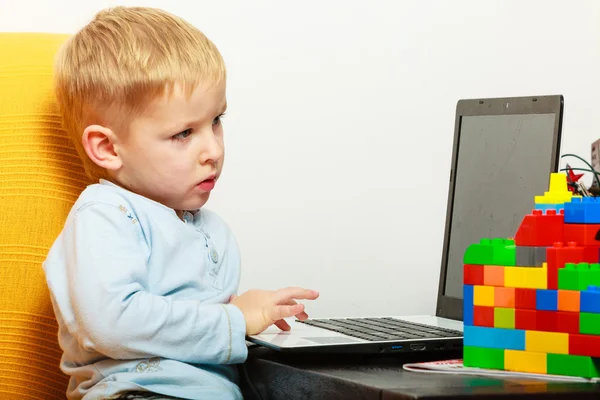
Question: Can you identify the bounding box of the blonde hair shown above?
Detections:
[53,6,226,180]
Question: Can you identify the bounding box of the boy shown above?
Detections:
[43,6,318,400]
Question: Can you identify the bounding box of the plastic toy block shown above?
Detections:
[526,330,568,354]
[590,263,600,286]
[505,349,547,374]
[516,246,547,267]
[580,286,600,313]
[546,242,592,290]
[564,197,600,224]
[463,325,525,350]
[464,264,484,285]
[473,285,495,307]
[494,308,515,329]
[569,333,600,358]
[557,262,600,291]
[515,288,537,309]
[564,223,600,246]
[547,354,600,378]
[463,346,504,369]
[505,266,546,289]
[535,203,564,212]
[536,289,558,311]
[483,265,504,287]
[473,306,495,327]
[515,309,537,331]
[464,239,494,265]
[583,246,600,264]
[494,287,515,308]
[558,263,583,290]
[580,312,600,335]
[491,239,516,266]
[504,267,525,289]
[463,238,516,266]
[525,265,547,289]
[514,209,564,247]
[536,310,558,332]
[557,289,580,312]
[534,173,574,204]
[464,285,474,326]
[556,311,579,334]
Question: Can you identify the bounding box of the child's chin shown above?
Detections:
[180,195,210,210]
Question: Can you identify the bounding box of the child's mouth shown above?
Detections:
[197,178,216,191]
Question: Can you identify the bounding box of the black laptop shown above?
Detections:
[247,95,564,353]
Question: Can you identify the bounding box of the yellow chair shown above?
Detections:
[0,33,93,399]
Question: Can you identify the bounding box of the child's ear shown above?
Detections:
[82,125,123,171]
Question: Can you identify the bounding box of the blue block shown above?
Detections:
[463,325,525,350]
[463,285,474,326]
[536,289,558,311]
[564,197,600,224]
[535,203,564,213]
[581,286,600,313]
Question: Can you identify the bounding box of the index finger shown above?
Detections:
[273,287,319,303]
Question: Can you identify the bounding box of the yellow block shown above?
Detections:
[534,173,578,204]
[525,266,547,289]
[473,285,495,306]
[505,267,526,288]
[505,350,547,374]
[526,331,568,354]
[505,266,547,289]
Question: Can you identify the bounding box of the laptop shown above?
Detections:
[247,94,564,354]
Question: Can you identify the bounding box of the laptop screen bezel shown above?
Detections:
[435,95,564,321]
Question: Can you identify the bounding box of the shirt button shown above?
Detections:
[210,247,219,263]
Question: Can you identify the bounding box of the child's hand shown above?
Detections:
[230,287,319,335]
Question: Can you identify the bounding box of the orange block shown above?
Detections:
[484,265,505,287]
[558,290,580,312]
[495,287,515,308]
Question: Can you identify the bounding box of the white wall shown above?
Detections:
[3,0,600,318]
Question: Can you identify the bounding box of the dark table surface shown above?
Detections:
[241,346,600,400]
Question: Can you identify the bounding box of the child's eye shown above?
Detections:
[213,113,226,126]
[173,129,192,140]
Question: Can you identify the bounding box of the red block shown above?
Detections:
[546,242,589,290]
[515,309,537,330]
[583,246,600,264]
[536,310,558,332]
[556,311,579,334]
[564,224,600,246]
[514,209,564,246]
[464,264,484,285]
[569,334,600,357]
[473,306,494,327]
[515,288,537,310]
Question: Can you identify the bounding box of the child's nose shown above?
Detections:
[199,131,223,164]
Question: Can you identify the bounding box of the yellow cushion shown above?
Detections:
[0,33,93,399]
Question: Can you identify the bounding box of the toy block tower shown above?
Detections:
[463,172,600,378]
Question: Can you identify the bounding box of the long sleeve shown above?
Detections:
[48,201,248,365]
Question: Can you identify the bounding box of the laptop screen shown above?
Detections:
[439,97,563,316]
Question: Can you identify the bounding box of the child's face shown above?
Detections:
[112,81,227,211]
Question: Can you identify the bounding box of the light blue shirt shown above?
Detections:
[43,179,248,400]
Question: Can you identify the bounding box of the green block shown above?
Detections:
[463,238,515,266]
[590,263,600,287]
[463,346,504,370]
[547,354,600,378]
[494,308,515,329]
[580,313,600,335]
[559,263,592,291]
[492,238,516,266]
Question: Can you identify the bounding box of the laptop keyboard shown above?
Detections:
[297,317,462,342]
